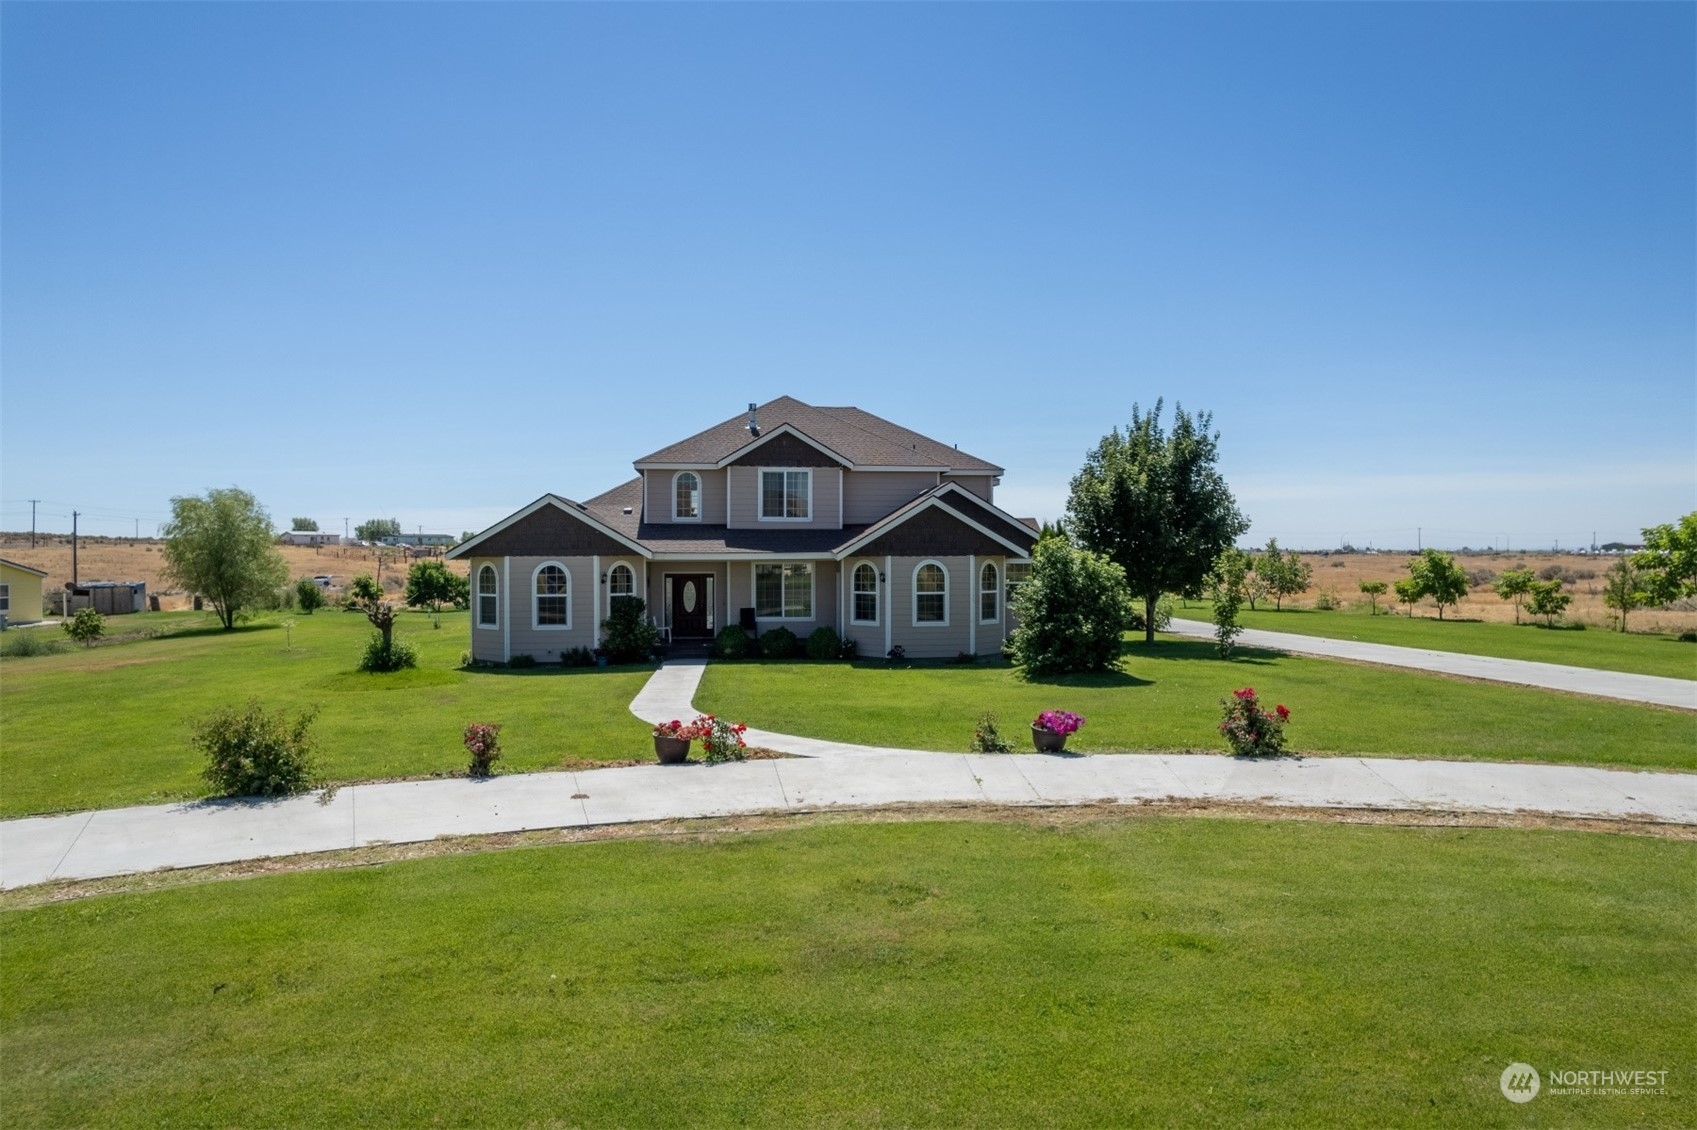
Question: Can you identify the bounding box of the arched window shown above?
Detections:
[608,562,636,607]
[980,562,999,623]
[674,472,701,520]
[533,563,571,629]
[913,561,948,625]
[852,562,878,624]
[477,565,498,628]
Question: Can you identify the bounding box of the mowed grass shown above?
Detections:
[3,819,1691,1127]
[1181,601,1697,680]
[696,641,1697,771]
[0,610,654,817]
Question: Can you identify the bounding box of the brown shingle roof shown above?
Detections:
[632,396,1003,474]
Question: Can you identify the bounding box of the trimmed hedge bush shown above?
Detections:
[714,625,750,660]
[760,626,798,659]
[806,626,840,660]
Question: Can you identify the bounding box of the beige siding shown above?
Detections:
[839,556,887,658]
[888,554,974,659]
[941,475,995,503]
[842,470,939,524]
[727,466,842,529]
[644,469,727,525]
[468,557,506,664]
[506,555,600,661]
[0,564,44,626]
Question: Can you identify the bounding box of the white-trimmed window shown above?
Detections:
[1006,561,1032,607]
[0,583,9,614]
[673,472,701,521]
[913,560,948,625]
[851,562,878,624]
[476,565,498,628]
[608,562,636,607]
[980,562,999,623]
[533,563,571,629]
[759,469,811,521]
[755,562,813,619]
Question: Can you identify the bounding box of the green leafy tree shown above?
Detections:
[1036,519,1069,544]
[1255,539,1312,611]
[62,607,105,647]
[1493,568,1535,625]
[1243,571,1270,612]
[290,518,319,531]
[1634,514,1697,606]
[1393,578,1422,617]
[1066,401,1249,643]
[600,598,661,663]
[1358,580,1388,615]
[404,559,458,615]
[1007,539,1134,675]
[1601,560,1648,632]
[355,518,402,542]
[1205,547,1251,657]
[349,573,414,671]
[162,487,291,630]
[294,578,326,614]
[1526,579,1572,627]
[1406,549,1469,621]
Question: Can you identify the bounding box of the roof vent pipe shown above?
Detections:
[747,402,759,437]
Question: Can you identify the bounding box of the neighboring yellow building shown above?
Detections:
[0,558,48,628]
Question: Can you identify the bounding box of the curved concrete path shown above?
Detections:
[1167,618,1697,710]
[5,658,1693,891]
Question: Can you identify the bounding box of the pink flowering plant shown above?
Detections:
[700,715,750,764]
[1033,710,1085,736]
[1218,688,1290,757]
[653,717,711,741]
[463,722,503,778]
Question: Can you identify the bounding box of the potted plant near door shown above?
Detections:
[1031,710,1084,753]
[652,717,709,764]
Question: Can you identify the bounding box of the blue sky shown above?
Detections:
[3,3,1692,550]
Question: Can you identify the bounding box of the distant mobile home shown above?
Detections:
[0,558,47,629]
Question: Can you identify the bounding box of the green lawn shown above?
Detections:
[0,610,655,818]
[3,818,1690,1127]
[696,642,1697,771]
[1178,601,1697,680]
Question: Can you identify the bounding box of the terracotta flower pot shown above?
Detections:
[1031,725,1068,753]
[654,736,691,764]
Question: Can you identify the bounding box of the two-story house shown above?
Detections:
[448,396,1039,662]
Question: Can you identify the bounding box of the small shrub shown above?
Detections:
[1218,687,1289,757]
[295,578,326,614]
[561,646,597,668]
[0,631,63,658]
[358,632,418,672]
[806,626,840,661]
[62,608,105,647]
[507,652,537,669]
[463,722,502,777]
[1679,629,1697,643]
[714,625,750,660]
[952,650,977,664]
[701,715,749,764]
[1538,564,1566,582]
[195,700,320,797]
[1312,587,1341,611]
[970,712,1011,753]
[600,597,661,664]
[1465,568,1496,588]
[760,626,798,659]
[886,644,907,662]
[838,637,860,660]
[460,651,473,668]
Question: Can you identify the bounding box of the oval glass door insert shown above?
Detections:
[682,581,697,613]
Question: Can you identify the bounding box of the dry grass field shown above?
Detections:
[0,534,467,612]
[1221,551,1697,634]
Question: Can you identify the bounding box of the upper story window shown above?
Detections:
[477,565,498,628]
[980,562,999,623]
[760,469,811,521]
[851,562,878,624]
[914,561,948,625]
[673,472,701,521]
[608,562,636,605]
[534,563,571,629]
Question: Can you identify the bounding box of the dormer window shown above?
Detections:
[759,469,811,521]
[674,472,701,521]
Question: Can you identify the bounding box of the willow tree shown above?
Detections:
[1066,402,1249,643]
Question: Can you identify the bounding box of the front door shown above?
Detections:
[669,574,712,638]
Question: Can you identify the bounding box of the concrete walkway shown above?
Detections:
[1167,618,1697,710]
[4,656,1693,890]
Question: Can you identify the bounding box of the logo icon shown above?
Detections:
[1501,1063,1541,1103]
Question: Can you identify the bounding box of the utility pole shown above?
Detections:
[28,500,38,548]
[71,511,79,586]
[1417,527,1421,552]
[134,518,140,541]
[344,517,350,541]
